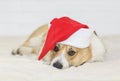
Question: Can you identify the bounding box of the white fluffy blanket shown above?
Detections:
[0,35,120,81]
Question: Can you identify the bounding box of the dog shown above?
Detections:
[12,24,106,69]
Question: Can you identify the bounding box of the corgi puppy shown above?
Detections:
[12,24,106,69]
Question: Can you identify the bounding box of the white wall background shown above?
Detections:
[0,0,120,36]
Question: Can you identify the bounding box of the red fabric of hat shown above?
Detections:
[38,17,88,60]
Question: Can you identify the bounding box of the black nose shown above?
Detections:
[53,62,63,69]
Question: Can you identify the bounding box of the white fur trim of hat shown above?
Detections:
[59,28,94,48]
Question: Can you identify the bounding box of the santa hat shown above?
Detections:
[38,17,93,60]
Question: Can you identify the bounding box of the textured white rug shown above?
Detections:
[0,35,120,81]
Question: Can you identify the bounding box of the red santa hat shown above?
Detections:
[38,17,93,60]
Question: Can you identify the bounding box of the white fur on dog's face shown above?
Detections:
[50,44,92,69]
[50,47,69,69]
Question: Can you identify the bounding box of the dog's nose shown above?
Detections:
[53,62,63,69]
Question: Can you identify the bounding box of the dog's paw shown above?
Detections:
[11,46,34,55]
[12,48,23,55]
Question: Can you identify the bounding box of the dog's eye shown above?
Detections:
[68,50,76,56]
[54,46,59,52]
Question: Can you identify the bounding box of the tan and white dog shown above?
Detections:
[12,24,106,69]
